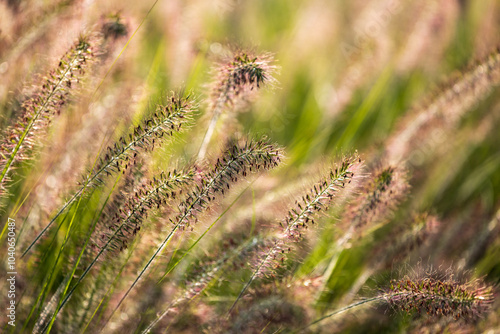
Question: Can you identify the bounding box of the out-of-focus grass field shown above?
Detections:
[1,0,500,333]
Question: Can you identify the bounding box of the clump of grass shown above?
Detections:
[22,93,194,256]
[105,138,283,326]
[198,51,277,160]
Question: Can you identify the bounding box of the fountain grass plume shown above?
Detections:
[0,35,95,200]
[344,165,409,231]
[94,168,195,256]
[228,154,362,315]
[386,276,493,321]
[301,272,494,332]
[198,50,277,160]
[22,92,194,257]
[104,137,283,327]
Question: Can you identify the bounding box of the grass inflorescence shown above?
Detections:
[0,35,95,200]
[2,4,500,333]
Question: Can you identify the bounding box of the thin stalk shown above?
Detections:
[38,190,88,333]
[82,246,135,334]
[295,296,384,332]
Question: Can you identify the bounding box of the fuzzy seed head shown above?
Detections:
[344,165,409,231]
[386,277,494,321]
[95,168,195,256]
[281,155,362,242]
[173,138,282,230]
[253,155,362,278]
[0,35,95,198]
[210,51,276,111]
[90,93,194,186]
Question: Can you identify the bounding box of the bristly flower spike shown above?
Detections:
[92,93,193,181]
[300,274,494,332]
[197,51,277,160]
[266,155,362,271]
[177,139,282,231]
[229,154,362,315]
[94,168,196,256]
[209,51,277,109]
[385,49,500,164]
[22,93,194,257]
[345,165,408,231]
[0,35,95,199]
[386,276,494,321]
[106,137,283,324]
